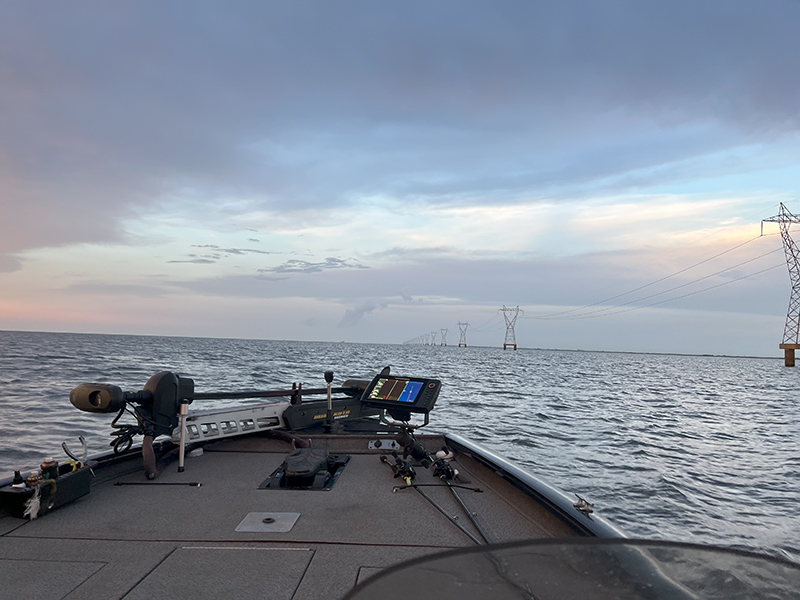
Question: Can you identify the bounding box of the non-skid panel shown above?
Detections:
[124,546,313,600]
[0,558,105,600]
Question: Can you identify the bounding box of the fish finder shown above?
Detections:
[360,373,441,422]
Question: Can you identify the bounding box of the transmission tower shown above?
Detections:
[763,203,800,366]
[458,322,469,347]
[440,328,448,346]
[429,331,438,346]
[500,305,523,350]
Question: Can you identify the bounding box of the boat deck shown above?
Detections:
[0,432,581,600]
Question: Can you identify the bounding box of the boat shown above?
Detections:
[1,367,797,598]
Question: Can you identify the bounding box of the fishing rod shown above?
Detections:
[381,449,482,545]
[383,427,492,545]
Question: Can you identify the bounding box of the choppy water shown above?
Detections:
[1,330,797,561]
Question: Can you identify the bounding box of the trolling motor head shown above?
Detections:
[69,383,127,413]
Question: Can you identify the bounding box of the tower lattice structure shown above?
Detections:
[763,203,800,365]
[763,204,800,344]
[457,322,469,347]
[500,305,522,350]
[440,328,448,346]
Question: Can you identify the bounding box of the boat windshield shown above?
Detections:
[344,538,799,599]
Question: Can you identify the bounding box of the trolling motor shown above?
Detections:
[70,368,441,480]
[69,370,381,480]
[70,372,195,479]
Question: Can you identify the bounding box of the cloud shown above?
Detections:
[190,245,274,256]
[0,255,22,273]
[259,258,368,274]
[166,258,217,264]
[339,300,389,328]
[163,246,279,264]
[366,246,461,261]
[0,0,796,256]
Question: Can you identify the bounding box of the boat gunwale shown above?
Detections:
[444,433,625,538]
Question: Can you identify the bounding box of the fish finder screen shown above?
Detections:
[361,373,440,414]
[368,378,423,404]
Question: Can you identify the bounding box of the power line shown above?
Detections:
[401,203,795,343]
[539,203,783,313]
[555,262,783,320]
[536,233,773,319]
[535,245,782,320]
[471,312,502,332]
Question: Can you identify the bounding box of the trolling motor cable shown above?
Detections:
[109,404,151,454]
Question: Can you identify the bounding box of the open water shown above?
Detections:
[0,330,797,561]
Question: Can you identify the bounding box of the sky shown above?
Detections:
[1,1,798,356]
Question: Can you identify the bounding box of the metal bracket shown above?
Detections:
[573,493,594,515]
[368,439,401,450]
[377,410,430,431]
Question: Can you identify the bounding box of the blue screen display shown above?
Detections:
[369,378,423,404]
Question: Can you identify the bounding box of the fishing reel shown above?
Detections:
[70,372,195,478]
[380,451,417,485]
[395,427,456,480]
